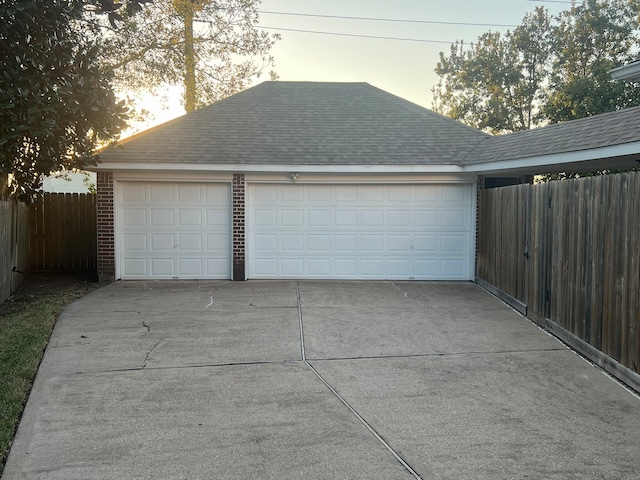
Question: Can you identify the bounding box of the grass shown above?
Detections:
[0,275,101,475]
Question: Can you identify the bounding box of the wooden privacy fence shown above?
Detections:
[477,171,640,383]
[29,193,97,272]
[0,201,29,303]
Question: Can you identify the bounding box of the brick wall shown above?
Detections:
[232,174,245,281]
[96,172,115,281]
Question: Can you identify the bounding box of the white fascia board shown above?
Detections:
[465,141,640,174]
[610,62,640,81]
[90,162,466,174]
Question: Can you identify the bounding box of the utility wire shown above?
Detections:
[258,26,456,44]
[259,10,519,28]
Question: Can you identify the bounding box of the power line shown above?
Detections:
[258,26,455,44]
[259,10,519,29]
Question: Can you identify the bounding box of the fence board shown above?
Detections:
[29,193,96,272]
[0,201,29,303]
[477,171,640,376]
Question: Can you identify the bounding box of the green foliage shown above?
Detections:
[433,1,640,134]
[0,0,144,201]
[99,0,279,112]
[544,0,640,122]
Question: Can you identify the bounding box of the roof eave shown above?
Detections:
[610,62,640,82]
[465,141,640,175]
[88,162,467,174]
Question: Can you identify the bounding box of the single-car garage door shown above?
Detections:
[247,184,473,280]
[117,182,231,279]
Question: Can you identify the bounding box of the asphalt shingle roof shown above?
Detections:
[468,105,640,165]
[99,81,489,166]
[98,81,640,169]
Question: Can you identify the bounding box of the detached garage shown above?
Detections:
[93,81,491,282]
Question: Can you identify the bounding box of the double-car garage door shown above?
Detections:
[117,181,473,280]
[248,184,473,280]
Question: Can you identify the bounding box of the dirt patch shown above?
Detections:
[0,272,107,316]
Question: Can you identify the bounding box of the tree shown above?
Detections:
[544,0,640,122]
[433,8,551,134]
[99,0,279,113]
[0,0,150,201]
[432,1,640,133]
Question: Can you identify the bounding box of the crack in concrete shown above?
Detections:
[142,339,165,369]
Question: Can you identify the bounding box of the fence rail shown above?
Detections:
[477,172,640,377]
[0,201,29,303]
[29,193,97,272]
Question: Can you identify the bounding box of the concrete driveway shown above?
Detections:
[3,281,640,480]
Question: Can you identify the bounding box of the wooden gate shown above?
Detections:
[29,193,97,272]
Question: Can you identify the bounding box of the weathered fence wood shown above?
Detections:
[0,201,29,303]
[29,193,96,272]
[477,171,640,377]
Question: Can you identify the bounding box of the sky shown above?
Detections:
[136,0,573,130]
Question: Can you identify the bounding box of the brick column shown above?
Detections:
[232,174,246,281]
[97,172,115,282]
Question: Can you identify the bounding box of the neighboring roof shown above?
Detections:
[610,60,640,82]
[98,81,489,167]
[468,106,640,165]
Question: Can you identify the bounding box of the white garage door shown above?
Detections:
[118,182,231,279]
[248,184,473,280]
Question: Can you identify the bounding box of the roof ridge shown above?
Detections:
[362,83,491,138]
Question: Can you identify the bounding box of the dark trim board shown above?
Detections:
[475,277,527,315]
[475,279,640,395]
[546,320,640,395]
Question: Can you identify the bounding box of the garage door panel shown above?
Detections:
[123,234,146,251]
[414,210,438,228]
[441,259,466,277]
[118,182,230,280]
[308,210,330,226]
[415,260,438,276]
[441,234,468,253]
[281,234,304,251]
[206,209,230,226]
[387,235,412,252]
[178,209,202,226]
[442,185,471,204]
[335,259,357,275]
[151,209,174,226]
[123,258,147,276]
[334,234,357,251]
[151,258,174,276]
[255,234,277,251]
[123,209,146,226]
[282,210,304,227]
[248,184,473,280]
[178,234,202,251]
[335,210,357,226]
[362,210,384,226]
[150,234,174,251]
[414,235,437,252]
[254,209,277,226]
[150,184,174,202]
[441,209,469,228]
[178,258,202,276]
